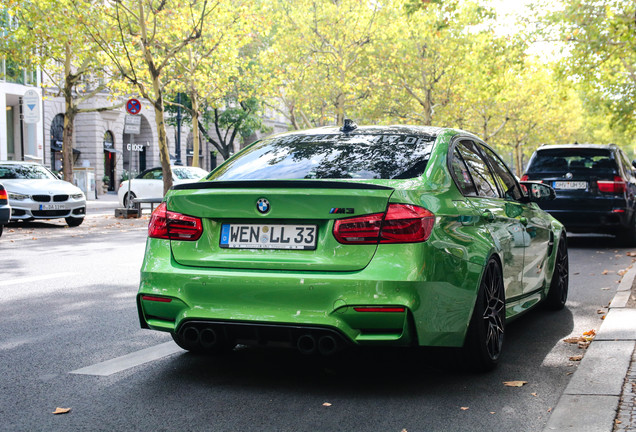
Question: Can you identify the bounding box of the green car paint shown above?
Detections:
[137,125,566,368]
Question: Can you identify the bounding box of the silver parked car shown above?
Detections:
[117,166,208,208]
[0,161,86,227]
[0,183,10,237]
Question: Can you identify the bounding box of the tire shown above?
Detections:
[65,217,84,227]
[463,258,506,372]
[544,236,569,310]
[123,192,137,208]
[0,224,3,237]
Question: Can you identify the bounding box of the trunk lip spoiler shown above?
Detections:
[173,180,395,191]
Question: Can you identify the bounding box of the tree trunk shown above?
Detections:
[62,43,76,183]
[151,81,173,195]
[514,142,524,176]
[190,89,200,168]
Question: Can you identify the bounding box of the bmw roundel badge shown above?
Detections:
[257,198,270,214]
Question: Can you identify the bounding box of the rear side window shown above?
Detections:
[209,134,434,180]
[455,141,498,198]
[450,148,477,196]
[481,146,524,201]
[527,149,617,175]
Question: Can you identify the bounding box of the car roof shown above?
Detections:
[537,144,617,151]
[261,125,478,144]
[0,160,43,165]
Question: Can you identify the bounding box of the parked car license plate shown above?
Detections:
[220,224,317,250]
[553,181,587,190]
[40,204,67,210]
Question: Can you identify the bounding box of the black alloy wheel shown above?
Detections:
[124,192,136,208]
[544,236,569,310]
[463,258,506,372]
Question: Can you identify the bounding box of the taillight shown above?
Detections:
[333,204,435,244]
[148,202,203,241]
[0,187,7,204]
[597,176,626,193]
[520,174,529,181]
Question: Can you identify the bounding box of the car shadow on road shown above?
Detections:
[148,305,575,398]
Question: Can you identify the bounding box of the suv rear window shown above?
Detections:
[209,134,434,180]
[527,149,617,175]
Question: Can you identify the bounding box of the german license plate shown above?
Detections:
[39,204,67,210]
[220,224,317,250]
[553,181,587,190]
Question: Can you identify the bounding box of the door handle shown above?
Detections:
[481,210,495,221]
[519,217,528,226]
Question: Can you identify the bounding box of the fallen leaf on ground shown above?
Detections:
[322,403,332,407]
[569,355,583,361]
[601,315,606,320]
[573,272,580,275]
[531,393,537,397]
[597,309,605,314]
[583,329,596,337]
[627,252,636,257]
[503,381,527,387]
[490,412,495,414]
[547,408,552,413]
[618,269,628,276]
[566,372,573,376]
[601,270,609,275]
[564,337,583,344]
[578,341,591,349]
[52,407,71,415]
[460,407,469,411]
[601,287,611,290]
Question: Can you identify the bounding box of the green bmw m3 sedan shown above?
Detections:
[136,122,568,371]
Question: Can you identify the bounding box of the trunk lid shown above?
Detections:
[167,180,394,271]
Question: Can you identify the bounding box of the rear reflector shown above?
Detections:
[353,307,406,313]
[141,295,172,303]
[333,204,435,244]
[148,202,203,241]
[597,176,626,193]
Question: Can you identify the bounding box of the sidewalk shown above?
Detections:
[544,265,636,431]
[87,192,155,215]
[86,192,120,214]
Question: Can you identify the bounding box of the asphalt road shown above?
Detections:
[0,219,633,432]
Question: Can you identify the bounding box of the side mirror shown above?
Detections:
[632,159,636,169]
[520,181,556,202]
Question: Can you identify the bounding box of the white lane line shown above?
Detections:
[70,342,182,376]
[0,272,77,287]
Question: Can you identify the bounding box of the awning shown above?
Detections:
[51,141,81,154]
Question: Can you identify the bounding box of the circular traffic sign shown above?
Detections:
[126,98,142,115]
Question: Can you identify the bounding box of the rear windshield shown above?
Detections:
[0,164,57,180]
[527,149,617,174]
[208,134,435,181]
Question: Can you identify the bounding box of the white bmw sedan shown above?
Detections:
[118,166,208,208]
[0,161,86,227]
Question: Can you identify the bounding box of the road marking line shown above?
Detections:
[0,272,77,287]
[70,342,182,376]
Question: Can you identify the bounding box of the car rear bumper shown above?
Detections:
[137,238,484,348]
[542,208,631,233]
[0,206,10,224]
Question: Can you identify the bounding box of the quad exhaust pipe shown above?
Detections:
[179,323,344,355]
[297,334,340,356]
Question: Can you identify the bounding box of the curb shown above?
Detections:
[543,265,636,432]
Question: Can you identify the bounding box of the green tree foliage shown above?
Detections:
[548,0,635,132]
[1,0,122,182]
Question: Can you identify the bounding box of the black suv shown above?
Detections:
[522,144,636,243]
